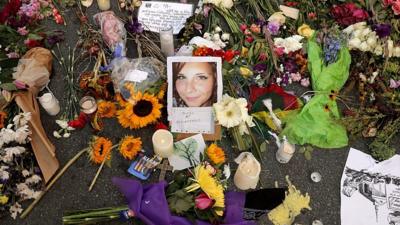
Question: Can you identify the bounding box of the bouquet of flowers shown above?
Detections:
[0,112,44,219]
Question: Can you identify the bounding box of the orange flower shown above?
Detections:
[206,143,226,165]
[89,137,113,164]
[0,111,7,129]
[119,136,142,160]
[97,101,116,118]
[249,24,261,33]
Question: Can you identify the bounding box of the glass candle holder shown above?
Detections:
[159,25,175,57]
[38,93,60,116]
[79,96,97,114]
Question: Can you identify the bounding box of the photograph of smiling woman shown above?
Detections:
[172,62,218,107]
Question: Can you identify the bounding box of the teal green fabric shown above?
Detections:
[281,37,351,148]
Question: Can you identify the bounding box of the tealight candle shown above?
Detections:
[159,25,175,57]
[234,152,261,190]
[152,129,174,158]
[79,96,97,114]
[38,93,60,116]
[276,137,295,164]
[97,0,110,10]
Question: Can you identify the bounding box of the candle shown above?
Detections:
[79,96,97,114]
[38,93,60,116]
[152,129,174,158]
[233,152,261,190]
[159,25,175,57]
[276,137,295,164]
[97,0,110,10]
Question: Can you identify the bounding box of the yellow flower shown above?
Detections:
[117,92,162,129]
[206,143,226,165]
[0,195,9,205]
[241,47,248,58]
[297,24,314,39]
[97,101,116,118]
[185,165,225,216]
[119,136,142,160]
[239,67,253,78]
[89,137,113,164]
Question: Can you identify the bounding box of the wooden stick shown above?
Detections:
[88,145,118,192]
[20,148,89,219]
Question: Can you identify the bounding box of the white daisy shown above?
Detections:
[9,202,23,219]
[13,112,31,128]
[25,174,42,184]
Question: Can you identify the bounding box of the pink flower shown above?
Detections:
[389,78,400,88]
[273,47,285,57]
[300,77,310,87]
[195,193,214,210]
[383,0,394,6]
[17,26,28,35]
[245,36,254,43]
[249,24,261,33]
[13,80,27,89]
[290,73,302,82]
[240,24,247,32]
[6,52,19,58]
[392,0,400,15]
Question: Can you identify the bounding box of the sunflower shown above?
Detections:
[119,136,142,160]
[0,111,7,129]
[89,137,113,164]
[185,165,225,216]
[206,143,226,165]
[117,92,162,129]
[97,101,116,118]
[115,93,128,107]
[157,82,167,100]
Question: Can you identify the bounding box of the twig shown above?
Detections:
[88,145,118,192]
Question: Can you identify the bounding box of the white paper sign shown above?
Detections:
[170,107,215,134]
[124,69,148,83]
[138,1,193,34]
[341,148,400,225]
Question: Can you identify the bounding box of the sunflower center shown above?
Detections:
[99,145,104,155]
[133,100,153,117]
[126,142,134,151]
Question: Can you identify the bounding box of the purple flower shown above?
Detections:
[125,18,144,34]
[253,63,267,73]
[372,24,392,38]
[255,18,266,27]
[267,21,280,35]
[283,59,298,73]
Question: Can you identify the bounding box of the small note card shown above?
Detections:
[138,1,193,34]
[170,107,215,134]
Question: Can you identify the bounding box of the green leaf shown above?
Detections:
[299,147,306,154]
[304,150,312,160]
[27,33,44,41]
[0,83,17,91]
[167,189,193,214]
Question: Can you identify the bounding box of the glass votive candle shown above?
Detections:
[79,96,97,114]
[159,25,175,57]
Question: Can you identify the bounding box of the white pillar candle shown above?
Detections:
[276,137,295,164]
[152,129,174,158]
[160,25,175,57]
[234,152,261,190]
[79,96,97,114]
[97,0,110,10]
[38,93,60,116]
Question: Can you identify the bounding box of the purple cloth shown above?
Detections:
[112,177,256,225]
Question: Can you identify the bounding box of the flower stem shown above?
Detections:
[88,145,118,192]
[20,148,89,219]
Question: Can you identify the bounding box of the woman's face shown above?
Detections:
[175,62,215,107]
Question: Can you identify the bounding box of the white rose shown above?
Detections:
[221,33,230,41]
[359,41,370,52]
[214,26,222,33]
[348,38,361,50]
[63,133,71,138]
[352,29,362,39]
[268,12,286,25]
[56,120,68,129]
[220,0,233,9]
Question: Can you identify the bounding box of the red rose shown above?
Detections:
[195,193,214,210]
[68,112,89,129]
[383,0,394,6]
[223,49,236,62]
[353,9,369,20]
[330,3,368,26]
[155,121,168,130]
[0,0,21,23]
[213,49,225,58]
[392,0,400,15]
[24,39,42,48]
